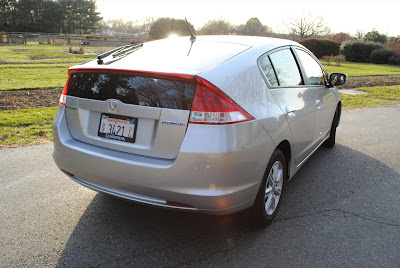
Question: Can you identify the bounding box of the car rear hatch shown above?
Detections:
[61,37,251,160]
[64,69,196,159]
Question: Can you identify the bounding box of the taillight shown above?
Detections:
[189,77,254,124]
[59,70,70,105]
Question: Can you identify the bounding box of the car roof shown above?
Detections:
[195,35,298,47]
[73,35,300,75]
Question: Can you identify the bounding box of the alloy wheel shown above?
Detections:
[264,161,284,215]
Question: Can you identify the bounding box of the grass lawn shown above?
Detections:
[1,67,69,90]
[0,43,118,147]
[322,61,400,77]
[0,107,57,148]
[340,85,400,110]
[0,63,80,68]
[0,44,112,64]
[0,43,112,91]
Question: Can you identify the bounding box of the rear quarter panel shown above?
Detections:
[198,47,294,174]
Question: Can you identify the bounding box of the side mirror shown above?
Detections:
[329,73,347,87]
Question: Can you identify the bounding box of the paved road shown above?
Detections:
[1,105,400,267]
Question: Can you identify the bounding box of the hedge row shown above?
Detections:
[369,49,400,65]
[299,39,340,58]
[339,40,384,62]
[300,39,400,65]
[340,40,400,65]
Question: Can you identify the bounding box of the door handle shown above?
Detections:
[316,100,321,109]
[285,106,296,117]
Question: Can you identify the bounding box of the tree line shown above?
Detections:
[1,0,399,47]
[0,0,102,34]
[100,17,274,40]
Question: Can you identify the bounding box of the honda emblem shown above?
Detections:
[108,100,119,112]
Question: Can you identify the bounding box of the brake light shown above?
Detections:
[59,70,71,105]
[189,77,254,124]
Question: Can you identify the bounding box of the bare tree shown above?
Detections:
[285,12,330,40]
[134,17,155,32]
[354,29,365,40]
[198,18,235,35]
[99,17,155,37]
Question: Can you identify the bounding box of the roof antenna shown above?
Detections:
[185,17,196,56]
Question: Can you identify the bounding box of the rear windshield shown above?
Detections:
[67,73,196,110]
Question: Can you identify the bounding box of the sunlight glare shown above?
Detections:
[168,33,178,39]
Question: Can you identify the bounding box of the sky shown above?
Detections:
[96,0,400,37]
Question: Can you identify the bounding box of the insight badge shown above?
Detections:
[161,120,185,126]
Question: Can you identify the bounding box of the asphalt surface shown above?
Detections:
[1,105,400,267]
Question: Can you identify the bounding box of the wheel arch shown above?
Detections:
[276,140,291,180]
[336,101,342,127]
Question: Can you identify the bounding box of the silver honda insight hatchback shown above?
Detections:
[53,35,346,225]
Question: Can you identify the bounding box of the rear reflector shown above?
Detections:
[59,70,70,105]
[189,77,254,124]
[61,169,74,177]
[166,200,193,208]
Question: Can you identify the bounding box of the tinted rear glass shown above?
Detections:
[67,73,196,110]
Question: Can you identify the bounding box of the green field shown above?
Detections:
[322,61,400,77]
[0,107,57,147]
[1,67,69,90]
[0,44,112,91]
[341,85,400,109]
[1,43,400,148]
[0,44,109,63]
[0,44,115,147]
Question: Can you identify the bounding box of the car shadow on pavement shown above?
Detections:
[55,144,400,267]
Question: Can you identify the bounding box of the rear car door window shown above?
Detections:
[295,49,325,86]
[259,56,278,86]
[268,49,303,87]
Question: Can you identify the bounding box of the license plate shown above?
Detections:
[98,113,137,143]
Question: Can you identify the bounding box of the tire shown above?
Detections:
[323,106,339,148]
[251,149,287,227]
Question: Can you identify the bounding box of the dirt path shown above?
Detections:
[338,75,400,89]
[0,88,62,110]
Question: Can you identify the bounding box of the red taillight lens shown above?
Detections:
[59,71,70,105]
[189,77,254,124]
[166,200,193,208]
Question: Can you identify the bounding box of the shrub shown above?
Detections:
[369,49,396,64]
[388,36,400,43]
[386,42,400,52]
[324,32,352,44]
[363,30,387,43]
[300,39,340,58]
[322,55,346,66]
[388,53,400,66]
[340,40,384,62]
[68,46,84,54]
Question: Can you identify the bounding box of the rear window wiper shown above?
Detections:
[97,43,143,65]
[112,43,143,58]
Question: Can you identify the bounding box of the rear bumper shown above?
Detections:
[52,105,276,215]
